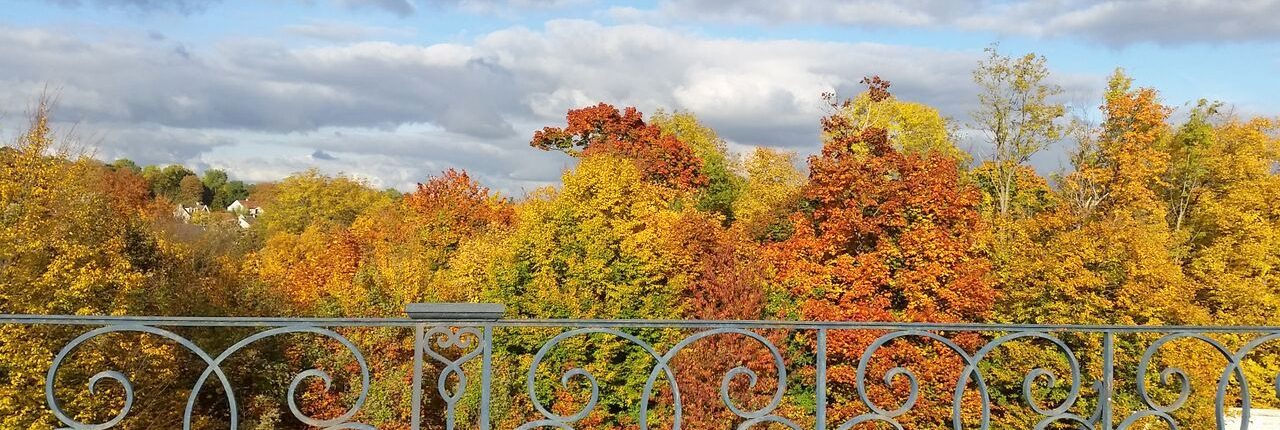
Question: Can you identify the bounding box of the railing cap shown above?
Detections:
[405,303,505,320]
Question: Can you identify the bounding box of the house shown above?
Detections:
[173,203,210,223]
[226,199,263,216]
[228,199,263,229]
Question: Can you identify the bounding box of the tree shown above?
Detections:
[0,98,195,428]
[1160,99,1220,232]
[1176,116,1280,325]
[212,180,249,209]
[111,158,140,173]
[94,162,152,214]
[254,170,388,235]
[201,168,228,190]
[1173,117,1280,417]
[972,45,1066,218]
[661,211,779,430]
[732,147,805,241]
[769,80,993,427]
[992,70,1207,427]
[177,174,205,205]
[144,164,196,200]
[531,103,708,190]
[446,155,690,429]
[650,110,744,220]
[827,76,968,163]
[403,169,514,240]
[200,168,229,205]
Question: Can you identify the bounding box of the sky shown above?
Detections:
[2,0,1278,194]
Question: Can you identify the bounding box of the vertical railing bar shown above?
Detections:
[480,324,494,430]
[1101,330,1114,430]
[816,328,828,430]
[412,323,425,430]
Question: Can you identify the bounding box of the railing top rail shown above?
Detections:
[2,313,1279,332]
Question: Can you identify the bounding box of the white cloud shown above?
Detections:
[0,20,1101,192]
[627,0,1280,47]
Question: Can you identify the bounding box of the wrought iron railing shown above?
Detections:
[4,306,1280,429]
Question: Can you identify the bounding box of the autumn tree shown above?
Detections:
[732,147,806,241]
[972,45,1066,219]
[650,110,744,220]
[991,70,1209,427]
[0,99,242,429]
[531,103,708,190]
[661,209,780,430]
[769,79,993,427]
[176,174,205,205]
[827,76,967,163]
[1172,116,1280,324]
[253,170,388,236]
[444,155,700,429]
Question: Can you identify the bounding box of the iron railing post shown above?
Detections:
[480,324,494,430]
[816,328,828,430]
[1101,330,1114,430]
[411,323,425,430]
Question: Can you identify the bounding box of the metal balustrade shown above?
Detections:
[4,305,1280,430]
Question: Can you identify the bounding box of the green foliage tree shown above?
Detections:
[176,174,205,205]
[212,180,249,209]
[972,45,1066,219]
[143,164,196,201]
[111,158,141,173]
[650,110,744,220]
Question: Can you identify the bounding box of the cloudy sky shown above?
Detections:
[3,0,1278,194]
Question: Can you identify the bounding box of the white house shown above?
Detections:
[173,203,210,223]
[228,199,263,229]
[226,199,263,216]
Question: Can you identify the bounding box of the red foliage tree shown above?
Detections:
[531,103,708,190]
[663,213,781,429]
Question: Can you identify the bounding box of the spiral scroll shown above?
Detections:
[518,327,796,430]
[45,325,373,430]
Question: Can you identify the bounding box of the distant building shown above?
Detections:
[173,203,210,223]
[226,199,263,216]
[227,199,263,229]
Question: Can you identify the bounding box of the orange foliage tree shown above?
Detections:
[768,78,994,427]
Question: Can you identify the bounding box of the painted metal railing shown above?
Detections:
[4,306,1280,430]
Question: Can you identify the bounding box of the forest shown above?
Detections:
[2,48,1279,429]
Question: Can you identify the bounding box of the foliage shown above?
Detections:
[733,147,806,241]
[826,77,968,163]
[650,110,744,220]
[770,80,994,427]
[531,103,708,190]
[254,170,389,236]
[971,45,1066,219]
